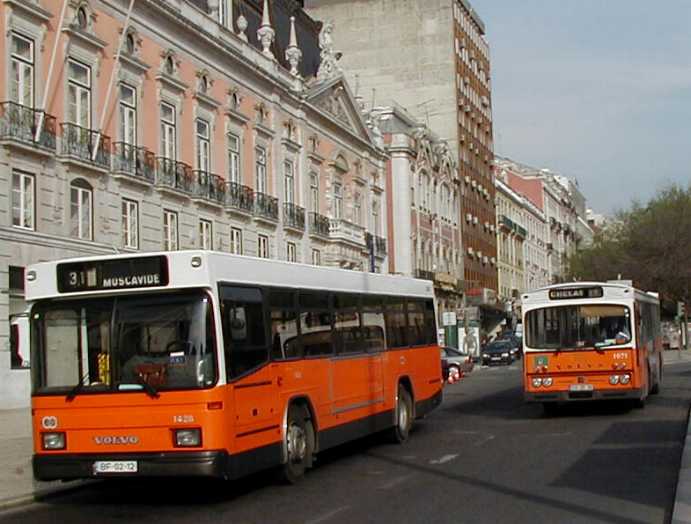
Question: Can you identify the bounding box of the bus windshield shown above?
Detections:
[32,290,217,394]
[525,304,632,350]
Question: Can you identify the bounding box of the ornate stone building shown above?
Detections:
[0,0,387,408]
[374,104,462,341]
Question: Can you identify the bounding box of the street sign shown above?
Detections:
[442,311,457,326]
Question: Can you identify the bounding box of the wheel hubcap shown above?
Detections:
[287,423,307,463]
[398,397,408,430]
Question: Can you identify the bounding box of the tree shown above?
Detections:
[567,184,691,305]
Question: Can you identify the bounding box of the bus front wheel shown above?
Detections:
[281,404,314,484]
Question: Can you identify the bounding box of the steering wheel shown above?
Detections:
[165,340,194,354]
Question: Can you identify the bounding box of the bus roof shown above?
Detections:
[25,251,436,301]
[521,281,659,308]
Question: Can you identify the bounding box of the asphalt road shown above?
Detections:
[3,360,691,524]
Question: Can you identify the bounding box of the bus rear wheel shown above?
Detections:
[281,404,314,484]
[390,385,413,444]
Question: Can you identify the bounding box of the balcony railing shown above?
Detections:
[283,202,305,231]
[309,212,330,238]
[416,269,434,281]
[112,142,155,182]
[0,101,56,151]
[60,122,110,168]
[226,181,254,213]
[253,192,279,221]
[329,218,365,245]
[193,170,226,204]
[155,157,194,193]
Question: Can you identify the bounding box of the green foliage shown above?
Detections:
[567,184,691,304]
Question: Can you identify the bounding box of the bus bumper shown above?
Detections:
[524,387,644,403]
[33,451,228,481]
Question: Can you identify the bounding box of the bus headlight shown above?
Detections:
[42,432,66,450]
[532,377,543,388]
[542,377,553,387]
[609,375,620,385]
[174,428,202,447]
[620,374,631,385]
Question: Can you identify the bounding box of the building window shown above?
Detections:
[163,209,178,250]
[10,33,34,107]
[196,119,210,172]
[121,199,138,249]
[258,234,269,258]
[70,179,92,240]
[230,227,243,254]
[255,146,267,193]
[284,160,295,204]
[11,171,34,230]
[119,83,137,145]
[125,32,136,55]
[76,7,88,29]
[333,182,343,219]
[165,54,175,75]
[218,0,232,29]
[309,172,319,213]
[67,59,91,128]
[287,241,297,262]
[199,219,213,249]
[228,133,240,184]
[160,102,176,160]
[353,192,362,226]
[311,248,321,266]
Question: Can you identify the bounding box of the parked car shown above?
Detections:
[497,332,522,360]
[440,346,474,374]
[481,340,514,366]
[441,357,461,384]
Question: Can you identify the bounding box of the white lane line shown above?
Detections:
[429,454,459,465]
[305,506,351,524]
[473,434,495,447]
[377,473,416,490]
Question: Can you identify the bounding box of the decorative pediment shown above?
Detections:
[306,75,373,145]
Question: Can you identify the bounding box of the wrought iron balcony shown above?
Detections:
[283,202,305,231]
[193,170,226,205]
[226,181,254,213]
[309,212,330,238]
[253,192,279,221]
[60,122,110,168]
[112,142,155,182]
[155,157,194,194]
[0,101,56,151]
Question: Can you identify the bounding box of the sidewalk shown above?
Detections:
[0,409,84,511]
[668,349,691,523]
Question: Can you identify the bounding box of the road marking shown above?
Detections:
[377,473,415,490]
[473,434,495,447]
[429,454,458,465]
[305,506,351,524]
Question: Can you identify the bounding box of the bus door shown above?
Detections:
[220,285,280,450]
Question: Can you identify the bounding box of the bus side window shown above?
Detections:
[423,299,437,345]
[385,297,408,349]
[269,289,300,360]
[220,286,267,379]
[362,295,385,352]
[407,299,426,346]
[299,292,333,357]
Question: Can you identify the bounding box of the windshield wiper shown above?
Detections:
[65,371,92,402]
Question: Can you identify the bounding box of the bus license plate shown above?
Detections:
[93,461,138,474]
[569,384,594,392]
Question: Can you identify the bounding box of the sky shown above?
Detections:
[472,0,691,214]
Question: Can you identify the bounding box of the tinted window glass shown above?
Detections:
[385,297,408,348]
[424,299,437,344]
[270,289,300,360]
[407,299,426,346]
[220,286,267,378]
[362,295,385,352]
[299,292,332,356]
[334,293,362,355]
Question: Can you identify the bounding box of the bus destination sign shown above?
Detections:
[548,287,604,300]
[57,256,169,293]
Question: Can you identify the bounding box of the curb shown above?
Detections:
[672,405,691,524]
[0,481,94,512]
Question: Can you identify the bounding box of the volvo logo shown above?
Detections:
[94,435,140,445]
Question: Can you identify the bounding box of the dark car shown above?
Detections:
[481,340,514,366]
[497,332,522,359]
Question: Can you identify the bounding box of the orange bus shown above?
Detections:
[522,281,662,412]
[26,251,442,482]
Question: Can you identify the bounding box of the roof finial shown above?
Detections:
[285,16,302,78]
[257,0,275,59]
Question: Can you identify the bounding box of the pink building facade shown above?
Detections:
[0,0,387,408]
